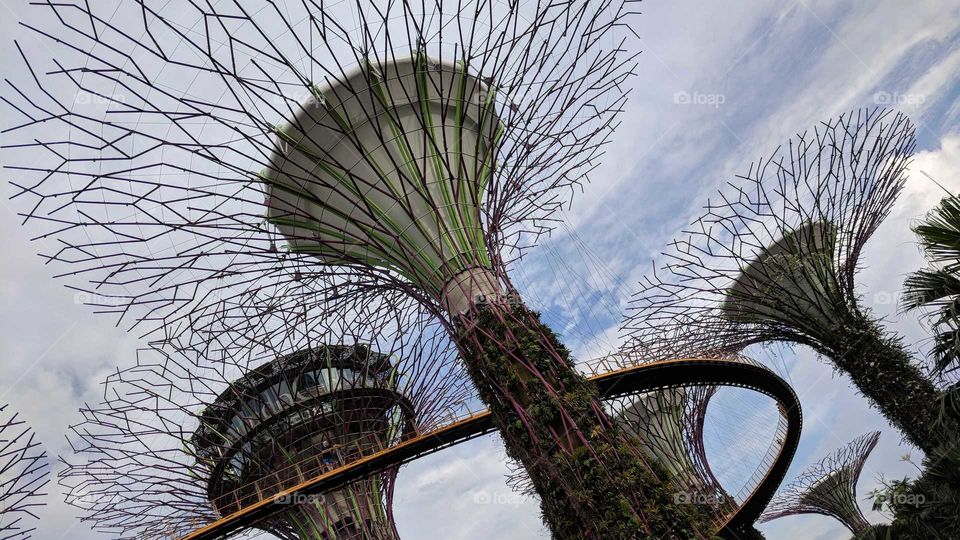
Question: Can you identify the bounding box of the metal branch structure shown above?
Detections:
[61,300,474,540]
[0,1,738,537]
[0,405,50,540]
[623,108,947,452]
[759,431,881,535]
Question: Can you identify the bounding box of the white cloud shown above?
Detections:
[859,135,960,346]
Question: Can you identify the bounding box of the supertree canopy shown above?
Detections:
[60,295,474,540]
[3,0,638,337]
[1,1,734,537]
[614,386,727,506]
[623,108,948,453]
[0,405,50,540]
[759,431,881,535]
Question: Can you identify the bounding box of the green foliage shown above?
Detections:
[912,195,960,270]
[902,194,960,374]
[937,381,960,429]
[818,314,945,452]
[456,303,718,539]
[876,194,960,538]
[868,476,916,515]
[864,438,960,539]
[889,443,960,538]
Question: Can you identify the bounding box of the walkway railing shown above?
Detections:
[181,356,801,540]
[209,404,490,516]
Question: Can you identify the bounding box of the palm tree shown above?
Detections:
[902,194,960,375]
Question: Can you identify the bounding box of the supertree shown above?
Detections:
[0,404,50,540]
[2,0,728,537]
[60,293,475,540]
[623,108,947,452]
[759,431,881,535]
[192,344,413,540]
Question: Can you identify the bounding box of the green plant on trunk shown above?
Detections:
[456,303,718,539]
[864,441,960,539]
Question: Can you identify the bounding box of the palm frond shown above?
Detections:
[900,269,960,312]
[902,195,960,375]
[914,196,960,271]
[931,326,960,373]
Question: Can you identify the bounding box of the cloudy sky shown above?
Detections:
[1,1,960,539]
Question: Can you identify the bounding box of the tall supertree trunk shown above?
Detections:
[817,314,943,452]
[457,303,715,539]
